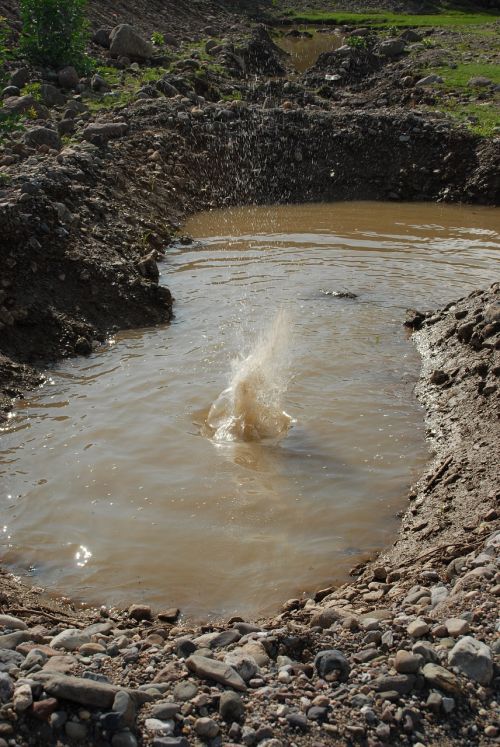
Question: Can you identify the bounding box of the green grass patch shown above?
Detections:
[435,100,499,137]
[283,10,499,29]
[433,63,500,88]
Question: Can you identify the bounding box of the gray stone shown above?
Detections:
[0,631,32,650]
[145,718,174,735]
[0,672,13,702]
[377,38,406,57]
[110,24,154,60]
[13,683,32,712]
[152,739,189,747]
[445,618,470,638]
[151,702,180,720]
[175,638,196,658]
[422,663,461,694]
[1,95,49,118]
[314,650,350,682]
[41,84,66,107]
[112,730,138,747]
[0,649,24,671]
[373,674,416,695]
[407,619,429,638]
[83,122,129,143]
[9,68,30,88]
[113,690,136,726]
[93,28,112,48]
[224,652,259,682]
[0,614,27,631]
[24,127,61,151]
[32,672,120,707]
[395,650,423,674]
[448,636,493,685]
[415,75,444,87]
[219,690,245,722]
[469,76,492,87]
[58,66,79,89]
[21,648,48,671]
[58,118,76,136]
[50,628,91,651]
[172,681,198,702]
[186,655,247,691]
[430,585,449,608]
[310,607,351,629]
[195,716,219,739]
[91,74,111,93]
[412,641,439,664]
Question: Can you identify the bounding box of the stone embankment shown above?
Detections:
[0,286,497,747]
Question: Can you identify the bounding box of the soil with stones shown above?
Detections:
[0,1,498,745]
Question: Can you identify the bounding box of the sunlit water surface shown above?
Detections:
[1,202,498,619]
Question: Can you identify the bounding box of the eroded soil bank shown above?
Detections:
[0,1,499,744]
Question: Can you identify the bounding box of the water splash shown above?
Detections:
[206,309,293,443]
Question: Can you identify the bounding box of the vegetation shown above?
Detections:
[151,31,165,47]
[19,0,90,70]
[346,35,369,50]
[282,10,499,29]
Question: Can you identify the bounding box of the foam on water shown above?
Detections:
[206,309,293,443]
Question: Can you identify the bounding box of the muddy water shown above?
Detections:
[1,202,499,620]
[276,29,343,72]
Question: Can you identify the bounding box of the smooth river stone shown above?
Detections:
[50,628,91,651]
[32,673,120,707]
[186,655,247,691]
[0,615,28,631]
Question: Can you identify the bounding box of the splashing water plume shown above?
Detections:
[207,309,293,443]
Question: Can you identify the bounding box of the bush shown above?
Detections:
[151,31,165,47]
[19,0,90,70]
[346,35,368,51]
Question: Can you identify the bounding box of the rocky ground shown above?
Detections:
[0,1,499,745]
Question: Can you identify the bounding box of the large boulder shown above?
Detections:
[41,84,66,107]
[0,95,49,119]
[82,121,129,144]
[58,66,80,90]
[109,24,154,60]
[448,637,493,685]
[376,38,406,57]
[24,127,61,151]
[93,28,112,49]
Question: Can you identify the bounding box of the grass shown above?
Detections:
[432,63,500,88]
[282,10,499,29]
[437,101,500,137]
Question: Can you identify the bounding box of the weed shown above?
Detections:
[346,35,368,50]
[151,32,165,47]
[0,113,25,142]
[22,82,42,100]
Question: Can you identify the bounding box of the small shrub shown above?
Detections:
[346,35,368,50]
[151,31,165,47]
[0,113,25,142]
[19,0,90,70]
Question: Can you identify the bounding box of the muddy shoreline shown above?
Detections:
[0,2,499,744]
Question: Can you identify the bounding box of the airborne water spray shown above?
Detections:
[206,309,293,443]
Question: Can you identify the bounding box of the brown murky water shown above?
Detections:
[276,29,343,72]
[1,202,499,620]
